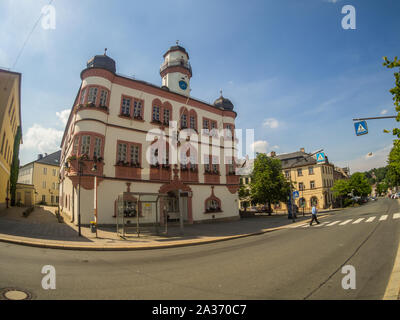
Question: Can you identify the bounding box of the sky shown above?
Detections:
[1,0,400,173]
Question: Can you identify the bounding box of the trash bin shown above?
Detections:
[90,221,97,233]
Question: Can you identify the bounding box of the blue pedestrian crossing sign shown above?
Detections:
[293,191,299,199]
[316,152,326,163]
[354,121,368,136]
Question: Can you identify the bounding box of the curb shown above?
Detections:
[383,200,400,300]
[0,215,328,251]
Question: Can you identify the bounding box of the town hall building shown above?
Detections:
[59,44,240,226]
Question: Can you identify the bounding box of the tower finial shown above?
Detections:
[220,89,223,97]
[176,40,179,46]
[104,48,108,56]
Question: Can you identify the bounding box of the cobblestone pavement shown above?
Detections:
[0,205,340,245]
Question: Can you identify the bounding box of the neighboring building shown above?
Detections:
[59,45,239,225]
[15,183,35,206]
[17,151,61,205]
[274,148,336,211]
[238,149,340,212]
[333,166,350,181]
[0,69,22,209]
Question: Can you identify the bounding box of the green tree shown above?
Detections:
[9,126,22,206]
[249,153,291,213]
[387,141,400,187]
[332,179,351,198]
[376,182,388,195]
[383,56,400,137]
[349,172,372,197]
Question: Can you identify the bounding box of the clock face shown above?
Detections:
[179,80,188,90]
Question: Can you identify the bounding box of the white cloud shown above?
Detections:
[380,109,388,115]
[250,140,269,154]
[21,124,63,154]
[336,145,392,173]
[263,118,279,129]
[56,109,70,126]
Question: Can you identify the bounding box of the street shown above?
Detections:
[0,198,399,300]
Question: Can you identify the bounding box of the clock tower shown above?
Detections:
[160,42,192,96]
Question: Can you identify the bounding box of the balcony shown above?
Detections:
[160,59,192,76]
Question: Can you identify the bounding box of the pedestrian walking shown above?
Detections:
[310,204,320,226]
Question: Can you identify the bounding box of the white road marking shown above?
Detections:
[366,216,376,222]
[327,221,340,226]
[352,218,364,224]
[393,213,400,219]
[379,215,388,221]
[315,221,330,227]
[339,219,353,225]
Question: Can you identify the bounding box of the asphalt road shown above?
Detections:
[0,198,399,300]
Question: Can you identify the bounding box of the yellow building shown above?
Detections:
[275,149,335,212]
[0,69,22,210]
[18,151,61,206]
[238,149,346,212]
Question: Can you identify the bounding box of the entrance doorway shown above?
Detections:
[164,190,188,223]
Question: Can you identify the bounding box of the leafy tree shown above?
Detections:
[383,56,400,138]
[376,182,388,195]
[249,153,291,213]
[9,126,22,206]
[387,141,400,187]
[349,172,372,197]
[332,179,351,198]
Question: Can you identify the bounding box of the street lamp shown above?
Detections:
[91,163,98,238]
[77,159,84,237]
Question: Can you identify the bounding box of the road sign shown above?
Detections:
[293,191,299,199]
[354,121,368,136]
[316,152,326,163]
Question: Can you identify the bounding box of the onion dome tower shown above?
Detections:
[160,41,192,96]
[86,48,116,74]
[213,90,234,111]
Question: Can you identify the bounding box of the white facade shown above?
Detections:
[59,45,239,226]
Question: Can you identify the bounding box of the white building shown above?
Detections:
[59,45,240,225]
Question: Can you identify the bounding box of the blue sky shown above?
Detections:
[1,0,400,172]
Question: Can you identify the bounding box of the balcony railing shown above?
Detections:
[160,59,192,74]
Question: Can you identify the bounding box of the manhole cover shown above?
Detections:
[0,288,32,300]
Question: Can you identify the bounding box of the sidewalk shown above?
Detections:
[0,206,338,251]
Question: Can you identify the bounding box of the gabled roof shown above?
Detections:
[36,150,61,166]
[275,151,317,169]
[20,150,61,168]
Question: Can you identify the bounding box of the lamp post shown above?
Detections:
[91,163,98,238]
[77,159,84,237]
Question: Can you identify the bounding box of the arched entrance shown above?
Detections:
[159,180,193,224]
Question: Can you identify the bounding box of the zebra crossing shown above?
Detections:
[296,213,400,229]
